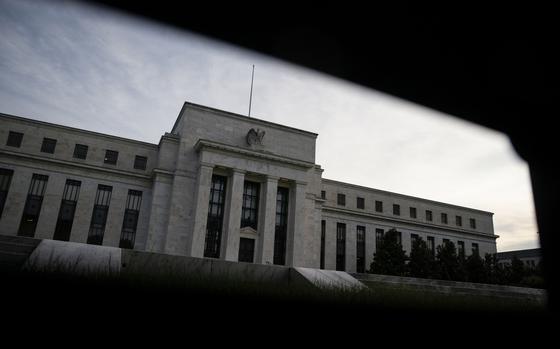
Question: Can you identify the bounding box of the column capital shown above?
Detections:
[265,175,279,182]
[294,180,307,186]
[231,168,246,175]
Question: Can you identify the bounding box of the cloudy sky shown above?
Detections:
[0,0,538,252]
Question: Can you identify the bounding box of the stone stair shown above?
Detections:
[0,235,41,270]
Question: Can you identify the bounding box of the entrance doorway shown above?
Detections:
[238,237,255,263]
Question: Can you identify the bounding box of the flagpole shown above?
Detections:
[248,64,255,117]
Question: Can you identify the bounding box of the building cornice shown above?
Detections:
[322,178,494,216]
[322,205,499,240]
[194,139,315,169]
[0,149,153,181]
[158,132,180,146]
[0,112,159,149]
[171,101,318,138]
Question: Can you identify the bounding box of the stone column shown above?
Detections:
[187,163,214,258]
[345,222,357,273]
[0,169,32,236]
[402,230,412,255]
[286,181,306,267]
[102,185,127,247]
[223,169,245,261]
[256,176,278,264]
[324,218,337,270]
[145,171,173,253]
[365,224,376,273]
[70,179,97,244]
[34,174,65,240]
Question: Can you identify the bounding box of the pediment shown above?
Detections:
[240,226,258,237]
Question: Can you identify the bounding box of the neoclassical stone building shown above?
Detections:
[0,102,497,272]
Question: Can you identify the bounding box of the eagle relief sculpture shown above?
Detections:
[246,128,265,146]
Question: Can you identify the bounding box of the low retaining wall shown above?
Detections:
[7,235,547,303]
[18,237,298,287]
[351,272,547,302]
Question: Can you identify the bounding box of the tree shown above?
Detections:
[369,228,407,276]
[408,238,435,278]
[465,252,486,283]
[509,255,525,285]
[435,240,460,281]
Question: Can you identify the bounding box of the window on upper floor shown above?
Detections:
[0,168,14,219]
[337,193,345,206]
[357,197,364,209]
[456,215,462,227]
[393,204,400,216]
[119,189,143,249]
[426,210,433,222]
[241,181,260,230]
[472,243,479,256]
[375,200,383,213]
[321,190,326,200]
[73,144,88,159]
[469,218,476,229]
[134,155,147,170]
[40,137,57,154]
[427,236,435,255]
[410,207,417,218]
[457,241,465,257]
[441,212,448,224]
[6,131,23,148]
[336,222,346,271]
[104,150,118,165]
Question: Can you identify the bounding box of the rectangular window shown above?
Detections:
[411,233,419,246]
[457,241,465,257]
[337,193,346,206]
[443,238,450,246]
[394,230,402,245]
[73,144,88,159]
[410,207,417,218]
[0,168,14,219]
[426,210,433,222]
[134,155,147,170]
[427,236,435,256]
[238,237,255,263]
[119,190,143,249]
[104,150,118,165]
[273,186,289,265]
[357,197,365,209]
[87,185,112,245]
[456,215,462,227]
[40,137,57,154]
[321,190,326,200]
[241,181,260,230]
[204,175,227,258]
[336,223,346,271]
[393,204,400,216]
[375,200,383,213]
[356,225,366,273]
[375,228,384,252]
[6,131,23,148]
[53,179,81,242]
[470,218,476,229]
[320,220,326,269]
[441,213,448,224]
[472,243,479,257]
[18,174,48,237]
